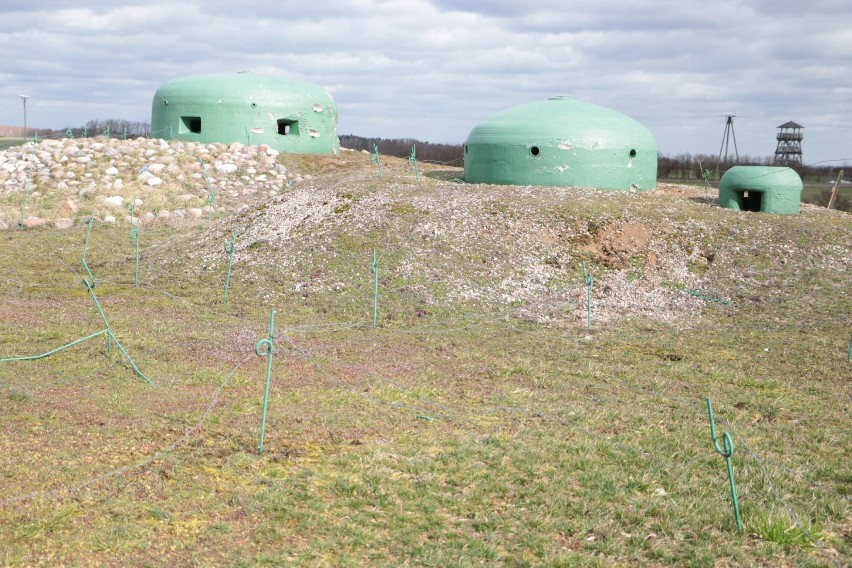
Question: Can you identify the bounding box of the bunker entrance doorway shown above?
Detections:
[180,116,201,134]
[741,190,763,212]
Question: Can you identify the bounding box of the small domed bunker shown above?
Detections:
[718,166,802,215]
[151,72,339,154]
[463,97,657,191]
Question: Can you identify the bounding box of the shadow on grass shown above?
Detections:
[423,169,466,182]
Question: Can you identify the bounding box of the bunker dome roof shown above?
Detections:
[153,72,333,102]
[463,97,657,191]
[465,96,655,147]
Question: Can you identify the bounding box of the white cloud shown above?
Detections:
[0,0,850,164]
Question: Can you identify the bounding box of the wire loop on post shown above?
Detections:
[707,398,743,531]
[255,309,276,454]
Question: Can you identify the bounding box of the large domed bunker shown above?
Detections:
[151,72,339,154]
[463,97,657,191]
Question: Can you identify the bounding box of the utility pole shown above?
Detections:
[20,95,29,138]
[716,113,739,175]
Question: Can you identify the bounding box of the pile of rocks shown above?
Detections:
[0,136,301,230]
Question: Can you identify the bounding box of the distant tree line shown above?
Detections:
[657,152,844,183]
[22,119,150,140]
[83,119,150,137]
[339,135,463,165]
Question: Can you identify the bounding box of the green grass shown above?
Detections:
[0,137,27,151]
[0,170,849,566]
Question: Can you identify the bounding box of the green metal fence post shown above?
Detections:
[699,159,711,206]
[370,144,382,177]
[409,144,419,180]
[255,309,276,454]
[81,216,97,289]
[707,398,743,532]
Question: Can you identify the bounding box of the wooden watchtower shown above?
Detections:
[773,121,803,166]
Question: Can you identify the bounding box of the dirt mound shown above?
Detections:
[579,220,652,268]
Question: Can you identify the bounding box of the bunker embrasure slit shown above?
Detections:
[277,119,298,136]
[180,116,201,134]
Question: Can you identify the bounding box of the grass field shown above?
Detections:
[0,138,26,151]
[0,158,850,566]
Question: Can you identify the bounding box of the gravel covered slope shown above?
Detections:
[4,139,849,328]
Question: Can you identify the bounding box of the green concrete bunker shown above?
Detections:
[151,72,339,154]
[463,97,657,191]
[718,166,803,215]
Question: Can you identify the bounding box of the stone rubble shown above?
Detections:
[0,136,294,229]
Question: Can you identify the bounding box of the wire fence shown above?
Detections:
[0,162,848,559]
[1,232,847,553]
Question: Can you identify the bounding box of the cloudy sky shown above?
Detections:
[2,0,851,165]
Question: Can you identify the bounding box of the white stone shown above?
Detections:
[103,215,116,224]
[105,166,119,176]
[147,163,166,174]
[54,218,74,229]
[104,195,125,207]
[188,207,203,218]
[146,176,163,186]
[76,156,91,163]
[143,212,156,221]
[214,162,238,174]
[113,179,124,190]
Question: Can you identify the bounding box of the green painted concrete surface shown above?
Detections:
[151,72,339,154]
[719,166,802,215]
[463,97,657,191]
